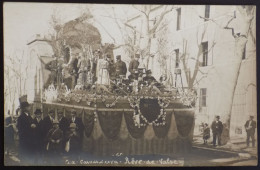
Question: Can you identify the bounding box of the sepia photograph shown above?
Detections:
[3,2,257,166]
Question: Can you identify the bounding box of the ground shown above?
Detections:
[4,135,258,166]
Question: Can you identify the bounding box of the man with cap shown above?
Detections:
[244,115,256,147]
[31,109,44,164]
[143,70,157,86]
[65,123,81,161]
[46,119,63,165]
[128,54,140,77]
[68,110,84,139]
[211,115,223,147]
[16,95,34,163]
[114,55,127,78]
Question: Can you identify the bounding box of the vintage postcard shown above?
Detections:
[4,2,257,166]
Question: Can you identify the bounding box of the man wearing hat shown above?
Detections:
[46,119,63,164]
[31,109,44,164]
[17,95,34,163]
[129,54,140,77]
[211,116,223,146]
[42,109,55,138]
[68,110,84,139]
[244,115,256,147]
[114,55,127,78]
[143,70,157,86]
[57,110,69,135]
[65,123,81,160]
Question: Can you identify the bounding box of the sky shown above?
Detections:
[3,2,139,57]
[3,2,136,115]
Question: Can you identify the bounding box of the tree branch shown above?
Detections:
[149,5,175,34]
[132,5,149,17]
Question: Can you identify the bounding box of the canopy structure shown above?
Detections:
[62,19,102,50]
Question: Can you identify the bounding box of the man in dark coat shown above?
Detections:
[143,69,157,85]
[211,115,223,146]
[65,123,81,161]
[57,110,69,134]
[42,110,55,152]
[68,110,84,139]
[46,120,63,165]
[57,110,69,152]
[114,55,127,78]
[244,115,256,147]
[128,54,140,78]
[31,109,45,164]
[16,95,34,164]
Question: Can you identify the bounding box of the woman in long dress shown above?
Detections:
[96,55,110,86]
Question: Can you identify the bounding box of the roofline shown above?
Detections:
[27,39,50,45]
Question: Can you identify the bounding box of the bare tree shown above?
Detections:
[132,5,175,69]
[4,51,27,116]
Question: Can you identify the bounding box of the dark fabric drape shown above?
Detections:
[153,112,172,138]
[124,112,147,139]
[42,103,49,117]
[97,111,122,140]
[139,99,161,122]
[174,110,194,137]
[82,110,95,137]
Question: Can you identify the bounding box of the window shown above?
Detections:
[205,5,210,20]
[199,88,207,107]
[201,42,208,67]
[175,49,180,68]
[176,8,181,30]
[242,44,246,60]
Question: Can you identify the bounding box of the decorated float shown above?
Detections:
[27,14,196,156]
[43,84,195,156]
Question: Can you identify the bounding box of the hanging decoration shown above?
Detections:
[101,95,120,108]
[128,96,167,127]
[153,112,172,138]
[44,84,58,102]
[174,110,194,137]
[82,109,95,137]
[178,89,197,107]
[124,112,147,139]
[97,111,123,140]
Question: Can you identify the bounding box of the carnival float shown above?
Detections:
[29,14,197,156]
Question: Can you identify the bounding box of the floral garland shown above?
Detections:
[158,96,171,108]
[93,94,97,122]
[178,89,197,107]
[128,96,167,128]
[101,96,121,108]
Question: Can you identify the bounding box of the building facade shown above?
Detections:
[120,5,256,137]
